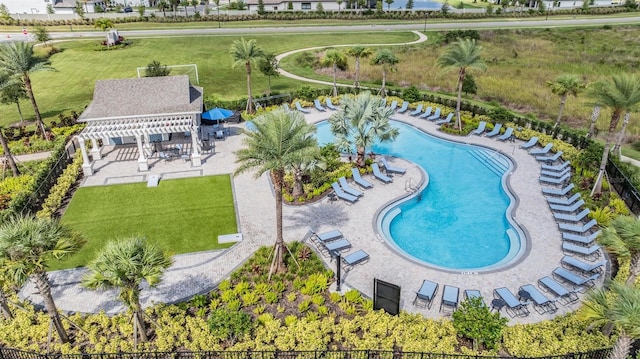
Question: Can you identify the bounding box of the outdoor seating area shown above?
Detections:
[307,228,369,271]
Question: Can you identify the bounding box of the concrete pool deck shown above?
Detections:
[19,108,604,324]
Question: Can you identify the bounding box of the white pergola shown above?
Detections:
[76,76,204,175]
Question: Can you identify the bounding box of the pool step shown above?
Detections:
[467,149,509,177]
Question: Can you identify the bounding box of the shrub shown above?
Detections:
[207,308,253,343]
[452,297,507,351]
[402,85,422,103]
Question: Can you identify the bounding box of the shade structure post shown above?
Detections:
[135,135,148,172]
[90,138,101,160]
[77,136,94,176]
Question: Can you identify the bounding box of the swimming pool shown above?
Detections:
[316,120,524,271]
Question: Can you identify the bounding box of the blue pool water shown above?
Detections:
[386,0,442,10]
[316,120,522,271]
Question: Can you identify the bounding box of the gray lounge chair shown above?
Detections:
[485,123,503,138]
[518,284,558,314]
[322,238,352,256]
[520,136,539,149]
[331,182,358,203]
[294,101,310,113]
[553,267,600,289]
[538,276,579,305]
[536,151,564,163]
[372,163,392,183]
[436,113,454,125]
[325,98,338,110]
[351,168,373,189]
[426,107,442,121]
[561,256,607,274]
[342,249,369,270]
[497,127,514,141]
[540,167,571,178]
[554,208,590,223]
[338,177,363,197]
[388,100,398,111]
[440,285,460,313]
[419,106,433,119]
[547,193,581,206]
[472,121,487,135]
[562,230,602,245]
[397,101,409,113]
[542,183,575,196]
[530,143,554,155]
[414,280,439,309]
[493,287,529,318]
[562,242,601,260]
[464,290,483,301]
[314,99,326,112]
[310,228,343,243]
[541,161,570,172]
[539,173,570,185]
[380,157,406,175]
[409,103,424,116]
[550,199,585,213]
[559,218,598,234]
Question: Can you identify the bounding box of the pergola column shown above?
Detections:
[78,137,94,176]
[90,138,101,160]
[136,135,149,172]
[190,125,202,167]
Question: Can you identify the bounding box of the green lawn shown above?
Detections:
[52,175,238,270]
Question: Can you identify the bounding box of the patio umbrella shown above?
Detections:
[202,107,234,121]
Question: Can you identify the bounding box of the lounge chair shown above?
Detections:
[542,183,575,196]
[440,285,460,313]
[538,276,579,305]
[552,267,601,289]
[409,103,424,116]
[325,98,338,110]
[463,290,483,303]
[561,256,607,274]
[536,151,564,163]
[472,121,487,135]
[554,208,590,223]
[380,157,406,175]
[321,238,352,256]
[493,287,529,318]
[371,163,392,183]
[314,99,326,112]
[310,228,343,243]
[547,193,581,206]
[541,161,571,172]
[294,101,310,114]
[397,101,409,113]
[540,167,571,179]
[342,249,369,270]
[436,113,454,125]
[497,127,514,141]
[518,284,558,314]
[351,168,373,189]
[562,230,602,245]
[559,218,598,234]
[485,123,503,138]
[550,199,585,213]
[338,177,363,197]
[388,100,398,111]
[414,280,439,309]
[520,136,539,149]
[418,106,433,119]
[562,242,601,260]
[530,143,554,155]
[331,182,359,203]
[426,108,442,121]
[539,173,570,185]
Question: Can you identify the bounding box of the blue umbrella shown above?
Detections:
[202,107,234,121]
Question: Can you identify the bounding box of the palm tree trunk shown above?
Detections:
[332,63,338,98]
[608,331,632,359]
[0,129,19,176]
[381,69,387,98]
[133,309,148,342]
[245,62,253,114]
[456,68,465,131]
[356,146,365,167]
[626,252,639,286]
[273,169,286,273]
[587,105,600,138]
[0,289,13,320]
[554,94,567,128]
[15,100,24,122]
[33,272,69,343]
[611,112,630,156]
[23,75,47,140]
[592,110,622,197]
[267,75,272,95]
[354,57,360,89]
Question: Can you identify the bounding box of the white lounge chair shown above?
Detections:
[371,163,392,183]
[351,168,373,189]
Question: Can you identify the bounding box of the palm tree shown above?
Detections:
[0,127,19,176]
[579,281,640,359]
[230,38,265,114]
[322,49,346,98]
[437,38,486,132]
[0,43,54,139]
[290,148,324,199]
[158,0,168,16]
[587,74,640,196]
[346,46,372,90]
[370,49,399,98]
[599,215,640,286]
[0,216,85,343]
[83,236,172,345]
[258,53,279,95]
[235,108,318,275]
[94,18,114,47]
[328,91,399,167]
[547,74,586,128]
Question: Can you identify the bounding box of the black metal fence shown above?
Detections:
[0,347,614,359]
[606,159,640,215]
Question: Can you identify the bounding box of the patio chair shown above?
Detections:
[562,242,601,260]
[539,173,570,185]
[562,230,602,246]
[542,183,575,196]
[314,99,326,112]
[342,249,370,271]
[380,157,406,175]
[426,107,442,121]
[538,276,579,305]
[519,136,538,149]
[320,238,352,257]
[518,284,558,315]
[440,285,460,314]
[472,121,487,135]
[464,289,482,301]
[552,267,601,289]
[561,255,607,274]
[497,127,514,141]
[309,228,343,243]
[540,167,571,179]
[409,103,424,116]
[554,209,590,223]
[414,280,439,309]
[436,113,454,125]
[418,106,433,119]
[559,218,598,234]
[371,163,393,183]
[331,182,359,203]
[294,101,310,114]
[351,168,373,189]
[536,151,564,163]
[493,287,529,318]
[158,152,174,161]
[550,199,586,213]
[530,143,554,156]
[547,193,581,206]
[388,100,398,111]
[485,123,503,138]
[325,98,338,110]
[215,130,225,140]
[397,101,409,113]
[541,160,571,172]
[338,177,363,197]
